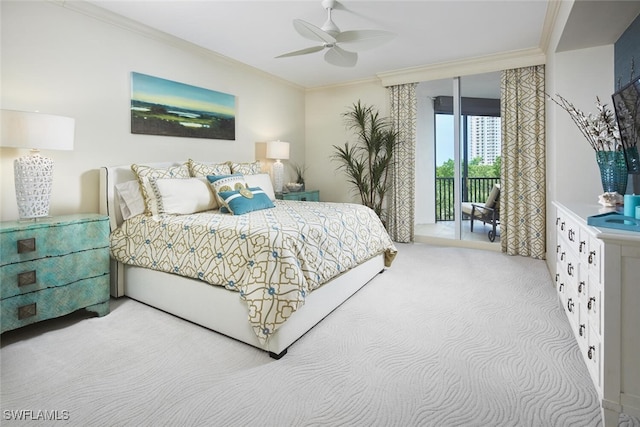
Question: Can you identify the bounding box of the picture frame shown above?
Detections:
[130,72,235,140]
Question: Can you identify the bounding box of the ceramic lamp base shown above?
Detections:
[14,152,54,219]
[272,160,284,194]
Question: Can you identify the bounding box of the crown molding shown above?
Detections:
[539,0,563,55]
[377,48,546,87]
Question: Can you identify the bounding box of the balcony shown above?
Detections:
[435,177,500,222]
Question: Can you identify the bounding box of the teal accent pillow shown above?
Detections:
[217,187,274,215]
[206,174,246,213]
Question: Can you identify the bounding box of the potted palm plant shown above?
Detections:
[332,100,398,223]
[287,162,306,192]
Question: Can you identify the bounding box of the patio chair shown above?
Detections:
[461,183,500,242]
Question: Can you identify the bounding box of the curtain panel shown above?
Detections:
[500,65,546,259]
[387,83,418,243]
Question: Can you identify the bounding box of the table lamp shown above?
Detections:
[1,110,75,219]
[266,140,290,194]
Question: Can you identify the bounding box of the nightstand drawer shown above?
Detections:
[0,248,109,299]
[0,276,110,333]
[0,216,109,265]
[280,190,320,202]
[1,214,110,333]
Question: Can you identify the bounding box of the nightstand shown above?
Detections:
[0,214,110,333]
[277,190,320,202]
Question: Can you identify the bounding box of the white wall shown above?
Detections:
[304,80,388,204]
[543,0,620,267]
[0,1,305,221]
[415,87,436,225]
[550,45,616,204]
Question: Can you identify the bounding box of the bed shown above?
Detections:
[99,161,397,358]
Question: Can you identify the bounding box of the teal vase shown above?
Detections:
[596,150,628,194]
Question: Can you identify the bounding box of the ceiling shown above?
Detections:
[85,1,640,89]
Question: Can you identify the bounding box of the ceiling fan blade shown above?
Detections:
[276,45,325,59]
[335,30,395,51]
[293,19,336,44]
[324,46,357,67]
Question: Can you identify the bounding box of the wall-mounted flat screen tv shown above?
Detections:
[612,76,640,174]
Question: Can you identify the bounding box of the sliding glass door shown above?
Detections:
[415,72,501,245]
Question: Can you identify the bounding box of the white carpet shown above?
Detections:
[2,243,639,426]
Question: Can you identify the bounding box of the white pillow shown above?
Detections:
[244,173,276,201]
[131,163,190,215]
[151,177,218,215]
[115,180,145,220]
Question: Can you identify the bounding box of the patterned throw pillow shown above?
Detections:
[217,187,274,215]
[131,163,190,215]
[188,159,232,177]
[228,161,261,175]
[206,174,249,208]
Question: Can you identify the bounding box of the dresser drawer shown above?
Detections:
[0,216,109,265]
[0,248,109,299]
[0,276,110,333]
[586,327,602,390]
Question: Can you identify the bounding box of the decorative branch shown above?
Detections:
[547,93,621,152]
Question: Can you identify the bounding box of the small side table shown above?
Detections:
[277,190,320,202]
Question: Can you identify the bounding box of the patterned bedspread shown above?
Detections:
[110,200,397,342]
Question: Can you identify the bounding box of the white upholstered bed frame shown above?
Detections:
[99,162,385,358]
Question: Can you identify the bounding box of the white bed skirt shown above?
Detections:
[123,254,384,357]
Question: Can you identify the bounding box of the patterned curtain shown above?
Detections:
[387,83,418,243]
[500,65,546,259]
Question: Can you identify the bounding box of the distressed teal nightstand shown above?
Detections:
[277,190,320,202]
[0,214,110,333]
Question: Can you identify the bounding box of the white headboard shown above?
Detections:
[99,162,183,232]
[99,162,183,297]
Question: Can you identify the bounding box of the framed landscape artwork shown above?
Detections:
[130,72,236,140]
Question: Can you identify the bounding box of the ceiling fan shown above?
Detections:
[275,0,395,67]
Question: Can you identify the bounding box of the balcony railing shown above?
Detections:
[435,177,500,221]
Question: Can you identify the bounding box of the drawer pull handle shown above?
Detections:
[579,241,586,252]
[560,252,565,261]
[588,297,596,310]
[578,281,585,293]
[17,238,36,253]
[567,298,574,313]
[568,229,575,241]
[588,251,596,264]
[559,283,564,292]
[555,273,559,283]
[556,217,560,225]
[579,324,586,336]
[560,221,565,231]
[17,270,36,287]
[556,245,560,253]
[567,263,574,276]
[18,303,37,320]
[588,346,595,360]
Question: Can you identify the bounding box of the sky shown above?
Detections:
[131,72,235,117]
[436,114,455,166]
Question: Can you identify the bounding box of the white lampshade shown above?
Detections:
[266,140,290,160]
[1,109,75,219]
[1,110,75,151]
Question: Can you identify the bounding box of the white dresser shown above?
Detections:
[553,202,640,425]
